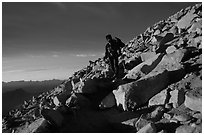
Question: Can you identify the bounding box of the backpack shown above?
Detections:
[115,37,125,48]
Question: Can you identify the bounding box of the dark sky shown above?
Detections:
[2,2,198,81]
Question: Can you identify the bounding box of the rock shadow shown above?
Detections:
[181,47,202,62]
[168,68,186,84]
[141,53,165,74]
[155,122,181,133]
[109,122,137,133]
[156,33,174,53]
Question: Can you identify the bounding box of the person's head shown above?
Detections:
[106,34,112,43]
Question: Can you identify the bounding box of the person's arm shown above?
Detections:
[104,43,109,60]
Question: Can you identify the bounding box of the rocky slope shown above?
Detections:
[2,3,202,133]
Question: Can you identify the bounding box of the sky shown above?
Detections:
[2,2,198,82]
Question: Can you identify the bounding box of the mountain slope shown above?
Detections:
[2,3,202,133]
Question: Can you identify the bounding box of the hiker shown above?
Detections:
[103,34,125,79]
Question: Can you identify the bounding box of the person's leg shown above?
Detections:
[109,57,115,73]
[111,57,118,79]
[114,57,119,77]
[121,60,128,73]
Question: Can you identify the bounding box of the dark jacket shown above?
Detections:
[104,37,125,59]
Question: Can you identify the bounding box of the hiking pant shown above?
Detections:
[108,56,119,76]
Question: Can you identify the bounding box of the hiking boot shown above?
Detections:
[112,78,118,82]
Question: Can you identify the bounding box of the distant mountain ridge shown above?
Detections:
[2,79,63,93]
[2,79,63,116]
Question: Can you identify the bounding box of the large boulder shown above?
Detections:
[15,118,48,133]
[150,106,165,122]
[32,118,50,133]
[137,123,157,133]
[176,123,202,133]
[80,78,117,107]
[173,113,192,122]
[187,19,202,34]
[99,92,116,109]
[114,70,170,111]
[177,9,198,30]
[169,89,185,108]
[152,49,186,73]
[166,45,177,54]
[135,117,149,131]
[56,81,73,104]
[121,117,138,127]
[148,89,169,106]
[124,49,186,80]
[41,109,64,128]
[65,93,92,110]
[124,54,142,70]
[64,80,74,92]
[184,88,202,112]
[141,52,157,62]
[56,91,72,105]
[124,53,163,80]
